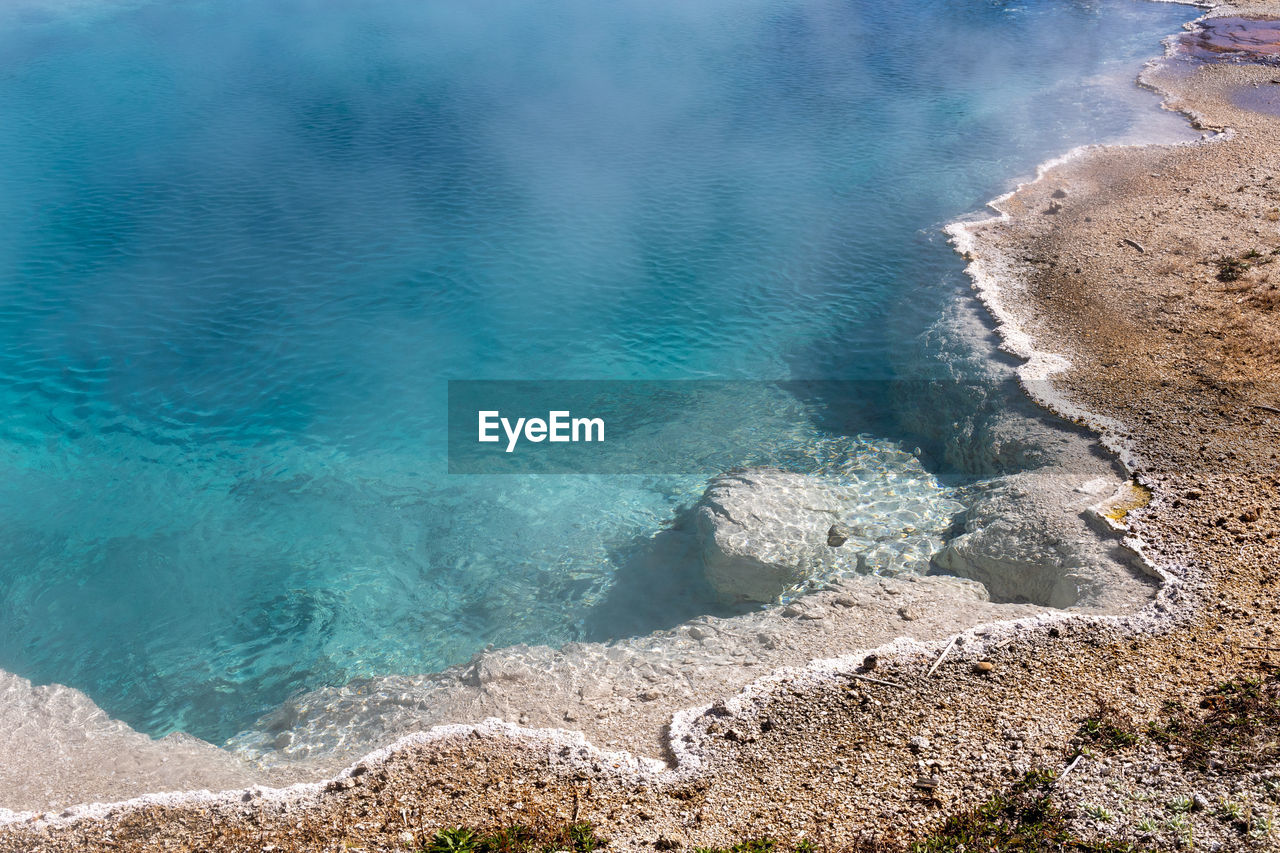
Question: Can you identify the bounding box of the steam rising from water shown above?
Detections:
[0,0,1196,743]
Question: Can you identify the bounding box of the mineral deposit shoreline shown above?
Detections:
[7,1,1280,850]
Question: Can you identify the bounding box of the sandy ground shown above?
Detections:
[7,1,1280,850]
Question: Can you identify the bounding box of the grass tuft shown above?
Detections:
[909,770,1136,852]
[1217,255,1250,282]
[1148,676,1280,771]
[1076,702,1140,754]
[424,822,604,853]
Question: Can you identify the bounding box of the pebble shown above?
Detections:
[913,775,939,790]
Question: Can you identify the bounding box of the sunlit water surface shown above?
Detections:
[0,0,1195,742]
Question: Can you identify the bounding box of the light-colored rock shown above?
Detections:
[931,469,1158,609]
[692,468,866,602]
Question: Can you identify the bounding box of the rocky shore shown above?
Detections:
[7,1,1280,850]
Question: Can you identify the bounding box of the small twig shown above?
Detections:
[1059,754,1084,781]
[1122,238,1146,254]
[1252,405,1280,416]
[850,673,907,689]
[926,636,959,678]
[1241,645,1280,652]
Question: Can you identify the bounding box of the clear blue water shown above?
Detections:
[0,0,1194,743]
